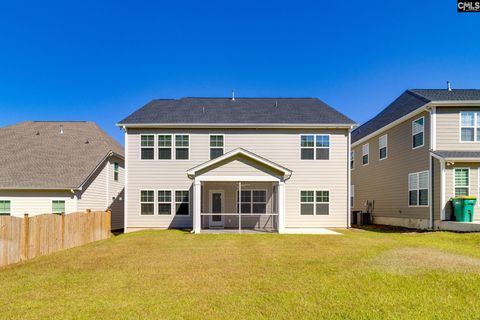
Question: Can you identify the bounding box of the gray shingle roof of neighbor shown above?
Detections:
[432,150,480,159]
[117,98,356,126]
[352,89,480,143]
[0,121,124,190]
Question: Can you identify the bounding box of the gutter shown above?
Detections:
[115,123,357,129]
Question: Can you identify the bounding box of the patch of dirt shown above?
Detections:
[364,247,480,275]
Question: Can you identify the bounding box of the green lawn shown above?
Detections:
[1,229,480,319]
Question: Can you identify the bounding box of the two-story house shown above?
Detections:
[117,97,355,234]
[351,89,480,231]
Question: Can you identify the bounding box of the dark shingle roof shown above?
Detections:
[432,150,480,159]
[352,89,480,143]
[0,122,124,189]
[118,98,355,126]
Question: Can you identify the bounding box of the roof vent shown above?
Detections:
[447,81,452,91]
[232,89,235,101]
[60,125,64,134]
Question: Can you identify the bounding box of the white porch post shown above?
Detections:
[278,181,285,234]
[193,179,201,233]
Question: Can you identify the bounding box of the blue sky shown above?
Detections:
[0,1,479,143]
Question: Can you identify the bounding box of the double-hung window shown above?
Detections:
[300,135,330,160]
[158,190,172,215]
[412,117,424,149]
[175,191,189,215]
[350,151,355,170]
[379,135,387,160]
[52,200,65,214]
[175,135,189,160]
[140,190,154,215]
[237,190,267,214]
[114,162,119,181]
[210,135,224,159]
[362,144,369,165]
[140,135,155,160]
[454,168,470,196]
[158,135,172,160]
[460,112,480,142]
[0,200,11,215]
[408,171,429,206]
[300,190,330,215]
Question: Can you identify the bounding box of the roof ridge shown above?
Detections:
[405,89,432,103]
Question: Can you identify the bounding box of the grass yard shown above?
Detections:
[1,228,480,319]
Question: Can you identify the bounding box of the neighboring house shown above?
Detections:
[117,97,355,234]
[0,121,125,230]
[351,89,480,231]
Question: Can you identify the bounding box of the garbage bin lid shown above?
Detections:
[451,196,477,200]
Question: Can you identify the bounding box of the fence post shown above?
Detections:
[105,209,111,238]
[61,213,65,249]
[23,213,29,260]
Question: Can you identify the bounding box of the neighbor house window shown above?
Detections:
[351,185,355,208]
[158,190,172,215]
[412,117,424,149]
[237,190,267,214]
[454,168,470,196]
[52,200,65,214]
[300,190,329,215]
[300,135,330,160]
[175,191,189,215]
[460,112,480,142]
[158,135,172,160]
[350,151,355,170]
[210,135,224,159]
[0,200,11,215]
[362,144,369,165]
[175,135,189,160]
[379,134,387,160]
[140,190,154,215]
[408,171,429,206]
[114,162,119,181]
[141,135,155,160]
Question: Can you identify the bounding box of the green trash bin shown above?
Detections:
[451,196,477,222]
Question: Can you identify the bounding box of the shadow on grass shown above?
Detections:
[352,224,429,234]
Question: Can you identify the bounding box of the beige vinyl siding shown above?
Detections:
[444,163,480,221]
[432,157,442,221]
[436,107,480,150]
[199,157,283,178]
[351,111,430,221]
[108,156,125,230]
[77,161,108,212]
[0,190,76,217]
[125,128,349,229]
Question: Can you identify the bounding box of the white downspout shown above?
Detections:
[347,127,352,228]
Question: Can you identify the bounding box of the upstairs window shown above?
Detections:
[158,135,172,160]
[210,135,224,159]
[362,144,369,165]
[175,135,189,160]
[379,135,387,160]
[460,112,480,142]
[140,190,154,215]
[52,200,65,214]
[350,151,355,170]
[300,135,330,160]
[175,190,189,215]
[140,135,155,160]
[114,162,119,181]
[455,168,470,196]
[412,117,424,149]
[0,200,11,215]
[408,171,429,206]
[158,190,172,215]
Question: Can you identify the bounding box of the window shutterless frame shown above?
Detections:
[139,190,155,215]
[158,190,173,215]
[52,200,66,214]
[174,134,190,160]
[299,189,330,215]
[454,168,470,197]
[350,150,355,170]
[408,171,429,207]
[459,112,480,143]
[379,134,387,160]
[209,134,225,160]
[236,189,268,214]
[158,134,173,160]
[0,200,11,215]
[300,134,330,160]
[362,143,369,166]
[140,134,155,160]
[174,190,190,215]
[412,116,425,150]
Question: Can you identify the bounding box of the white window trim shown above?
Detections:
[174,189,191,216]
[139,190,155,216]
[157,134,173,161]
[299,189,330,216]
[158,189,173,215]
[408,171,429,207]
[459,112,480,143]
[412,116,425,150]
[209,134,225,159]
[454,167,470,197]
[300,134,331,160]
[140,134,155,160]
[379,134,388,160]
[51,199,66,214]
[362,143,369,166]
[351,150,355,170]
[174,134,190,161]
[0,199,11,215]
[351,185,355,208]
[237,189,268,214]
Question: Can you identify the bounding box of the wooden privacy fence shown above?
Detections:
[0,210,111,268]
